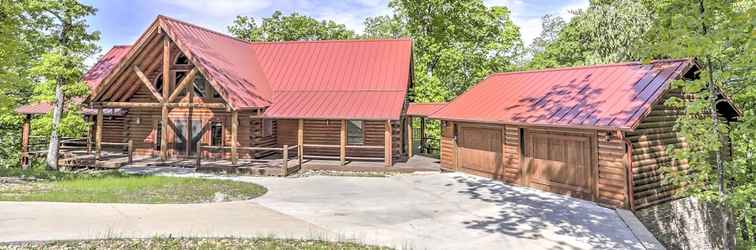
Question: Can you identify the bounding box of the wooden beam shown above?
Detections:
[231,110,238,165]
[96,108,103,160]
[385,120,392,167]
[340,120,346,166]
[133,65,164,103]
[407,117,413,158]
[167,67,199,103]
[160,105,168,160]
[420,117,426,153]
[94,102,226,109]
[298,119,304,164]
[162,37,170,99]
[20,114,30,169]
[282,145,289,176]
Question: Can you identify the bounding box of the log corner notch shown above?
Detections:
[340,120,346,166]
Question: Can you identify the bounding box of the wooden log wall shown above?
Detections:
[596,131,629,208]
[98,116,127,144]
[440,121,456,169]
[277,119,401,159]
[627,91,689,209]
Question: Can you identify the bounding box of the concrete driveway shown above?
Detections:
[0,172,644,249]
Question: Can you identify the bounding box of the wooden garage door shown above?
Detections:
[458,126,502,177]
[526,132,593,200]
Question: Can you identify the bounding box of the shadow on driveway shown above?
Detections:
[453,175,643,250]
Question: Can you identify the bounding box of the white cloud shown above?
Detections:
[485,0,589,46]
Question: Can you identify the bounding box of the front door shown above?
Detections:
[526,132,593,200]
[174,119,203,157]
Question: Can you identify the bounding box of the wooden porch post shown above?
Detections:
[407,117,413,158]
[96,108,103,160]
[420,117,426,153]
[159,35,170,161]
[282,145,288,176]
[340,120,346,166]
[297,119,304,163]
[385,120,392,167]
[231,110,238,165]
[20,114,31,169]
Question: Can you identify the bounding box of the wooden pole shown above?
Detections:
[160,35,170,161]
[282,145,288,176]
[340,120,346,166]
[420,117,426,153]
[298,119,304,164]
[385,120,392,167]
[86,116,92,154]
[96,108,103,160]
[407,117,413,158]
[231,110,239,165]
[20,114,30,169]
[127,139,133,164]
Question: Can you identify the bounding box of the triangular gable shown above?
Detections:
[92,16,271,110]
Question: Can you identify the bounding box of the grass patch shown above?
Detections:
[0,237,392,250]
[0,174,267,203]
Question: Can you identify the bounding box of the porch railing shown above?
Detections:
[197,145,301,176]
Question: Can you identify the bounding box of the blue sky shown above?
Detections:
[82,0,588,64]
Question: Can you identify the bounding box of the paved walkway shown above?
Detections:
[0,172,645,249]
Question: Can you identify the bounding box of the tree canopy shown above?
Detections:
[228,10,355,42]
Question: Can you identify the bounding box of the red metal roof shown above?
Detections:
[407,103,447,117]
[253,39,412,120]
[430,59,693,131]
[159,16,273,109]
[83,45,131,90]
[90,16,412,120]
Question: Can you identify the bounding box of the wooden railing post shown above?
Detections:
[20,114,30,169]
[282,145,288,176]
[297,119,304,165]
[340,120,346,166]
[127,139,133,164]
[196,146,202,168]
[385,120,392,167]
[96,108,103,161]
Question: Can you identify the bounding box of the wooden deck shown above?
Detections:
[116,154,440,176]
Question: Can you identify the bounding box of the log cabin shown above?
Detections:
[83,15,413,167]
[425,59,739,209]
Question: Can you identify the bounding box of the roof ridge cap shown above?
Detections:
[491,58,691,77]
[158,15,253,45]
[250,38,412,45]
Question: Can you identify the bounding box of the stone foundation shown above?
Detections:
[635,197,735,250]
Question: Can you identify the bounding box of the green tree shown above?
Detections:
[643,0,754,247]
[529,0,653,69]
[387,0,523,99]
[228,11,355,42]
[527,14,565,58]
[362,15,407,39]
[25,0,99,169]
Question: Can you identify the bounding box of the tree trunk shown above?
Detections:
[45,21,70,170]
[45,77,64,170]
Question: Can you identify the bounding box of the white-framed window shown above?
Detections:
[262,119,274,137]
[347,120,365,145]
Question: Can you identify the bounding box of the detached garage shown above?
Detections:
[429,59,738,209]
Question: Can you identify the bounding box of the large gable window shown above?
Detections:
[154,74,164,93]
[347,120,364,145]
[174,53,189,65]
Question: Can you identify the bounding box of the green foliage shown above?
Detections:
[387,0,523,98]
[30,109,89,138]
[228,11,355,42]
[529,0,653,69]
[362,15,408,39]
[642,0,755,245]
